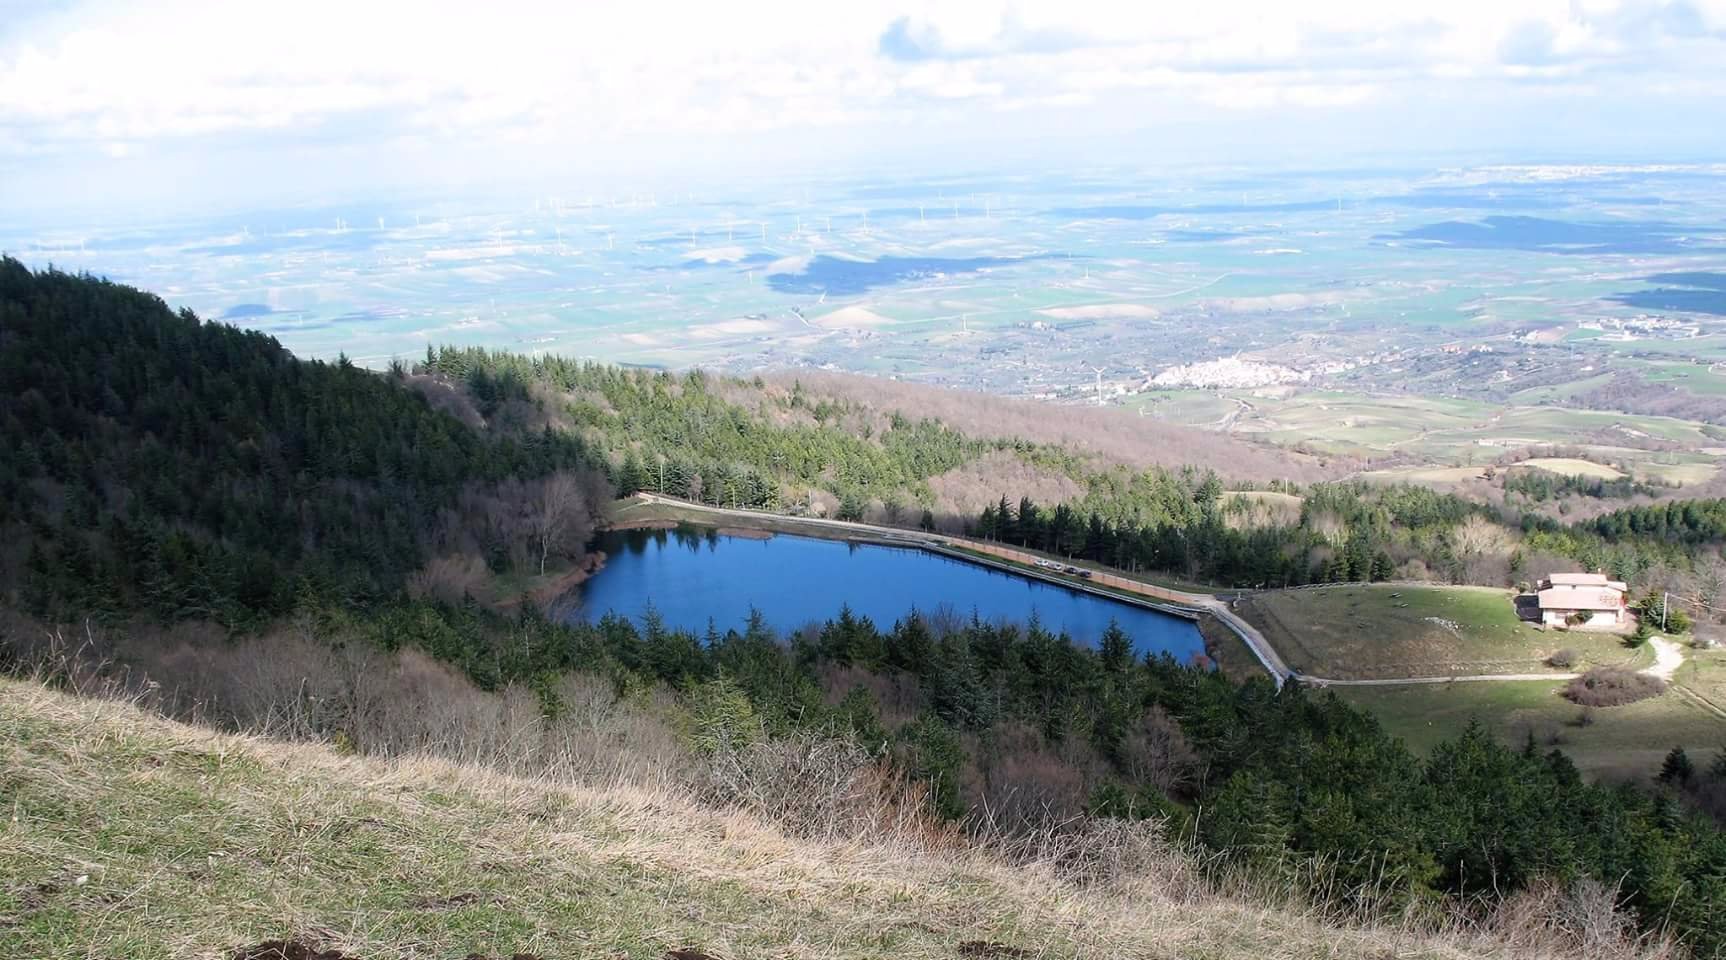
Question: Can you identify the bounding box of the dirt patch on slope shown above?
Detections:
[233,941,350,960]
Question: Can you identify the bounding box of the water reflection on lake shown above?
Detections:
[576,527,1207,661]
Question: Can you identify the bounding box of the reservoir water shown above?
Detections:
[576,528,1207,661]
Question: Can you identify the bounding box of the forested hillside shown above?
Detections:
[418,344,1725,602]
[0,259,605,626]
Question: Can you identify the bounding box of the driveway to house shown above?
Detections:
[1645,637,1685,682]
[1299,636,1686,688]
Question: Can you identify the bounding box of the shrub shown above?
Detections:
[1547,648,1577,669]
[1562,667,1667,707]
[1565,610,1594,628]
[1487,877,1648,959]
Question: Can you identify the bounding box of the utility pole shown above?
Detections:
[1663,591,1670,632]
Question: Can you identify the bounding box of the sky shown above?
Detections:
[1,0,1723,219]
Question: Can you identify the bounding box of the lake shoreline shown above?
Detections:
[597,499,1270,678]
[579,524,1210,664]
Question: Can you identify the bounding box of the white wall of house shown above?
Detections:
[1542,608,1624,628]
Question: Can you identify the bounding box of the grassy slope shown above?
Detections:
[1332,657,1726,781]
[1238,584,1642,681]
[0,679,1505,960]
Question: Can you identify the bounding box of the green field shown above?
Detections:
[1517,457,1624,479]
[1640,360,1726,396]
[1238,584,1643,681]
[1124,389,1240,426]
[1333,653,1726,781]
[1135,385,1726,482]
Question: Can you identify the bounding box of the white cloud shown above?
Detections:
[0,0,1721,200]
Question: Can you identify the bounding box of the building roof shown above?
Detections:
[1547,572,1608,585]
[1544,572,1628,591]
[1538,585,1626,612]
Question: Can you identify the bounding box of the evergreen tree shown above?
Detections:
[1660,746,1695,786]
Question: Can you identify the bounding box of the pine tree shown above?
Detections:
[1660,746,1695,786]
[1098,620,1132,674]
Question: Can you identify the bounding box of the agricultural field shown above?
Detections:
[1236,584,1643,681]
[1516,457,1624,479]
[1134,384,1726,487]
[1124,389,1241,427]
[1356,465,1487,484]
[1639,360,1726,396]
[1332,669,1726,782]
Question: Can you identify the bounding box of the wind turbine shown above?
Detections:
[1086,364,1106,406]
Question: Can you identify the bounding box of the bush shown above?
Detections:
[1562,667,1667,708]
[1565,610,1594,628]
[1547,648,1577,669]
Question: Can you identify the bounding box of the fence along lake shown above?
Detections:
[577,528,1208,660]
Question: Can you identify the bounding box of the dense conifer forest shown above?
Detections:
[0,259,603,626]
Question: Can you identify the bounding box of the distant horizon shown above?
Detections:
[5,1,1726,223]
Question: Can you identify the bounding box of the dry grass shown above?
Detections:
[0,676,1684,960]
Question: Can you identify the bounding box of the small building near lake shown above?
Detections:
[1536,573,1629,628]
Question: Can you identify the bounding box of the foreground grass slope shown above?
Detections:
[2,679,1537,960]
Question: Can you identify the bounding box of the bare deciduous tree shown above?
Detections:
[1452,515,1513,584]
[530,471,597,575]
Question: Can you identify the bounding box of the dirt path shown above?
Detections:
[1644,637,1685,681]
[1306,636,1688,689]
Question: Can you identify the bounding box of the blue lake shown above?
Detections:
[575,528,1207,661]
